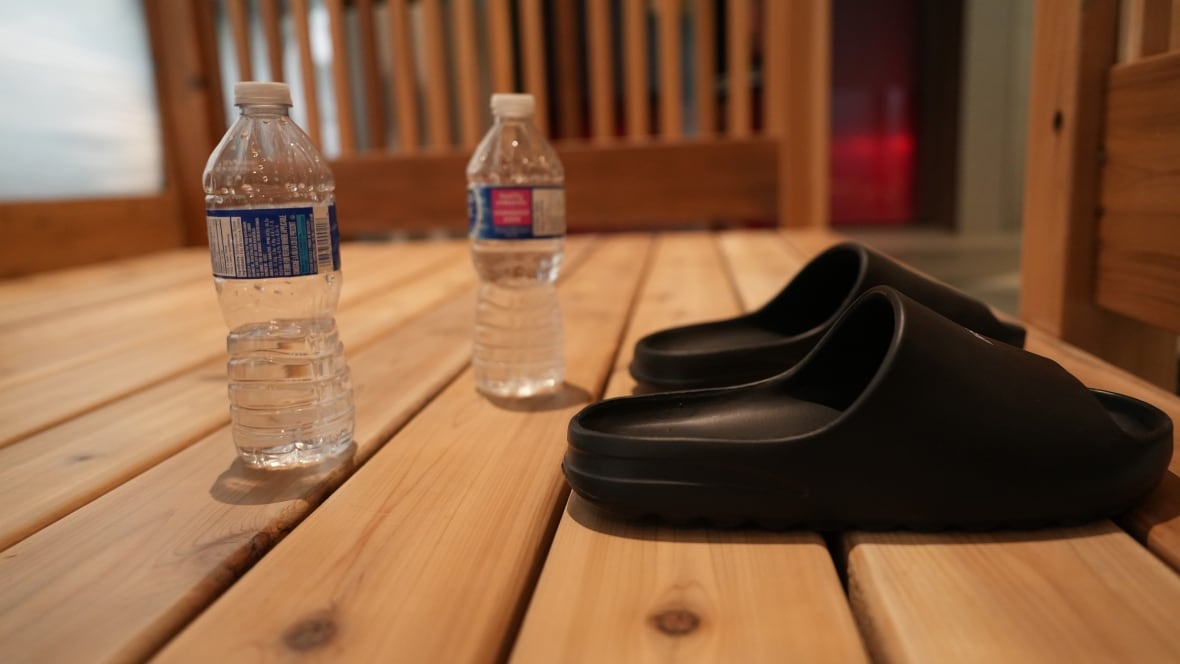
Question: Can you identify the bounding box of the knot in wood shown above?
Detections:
[283,612,338,651]
[649,608,700,636]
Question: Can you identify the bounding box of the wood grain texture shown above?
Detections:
[624,0,650,139]
[0,249,205,329]
[0,262,490,663]
[326,0,357,154]
[0,196,183,278]
[693,0,716,137]
[154,236,650,663]
[387,0,420,153]
[258,0,284,81]
[778,0,830,228]
[1019,0,1174,387]
[519,0,549,135]
[333,139,778,234]
[1174,0,1180,48]
[452,0,483,147]
[1120,0,1172,61]
[421,0,453,148]
[726,0,752,137]
[553,0,585,138]
[848,524,1180,662]
[658,0,684,138]
[355,0,386,149]
[587,0,615,141]
[511,233,868,664]
[488,0,515,93]
[226,0,254,81]
[1095,51,1180,335]
[291,0,323,147]
[0,242,472,554]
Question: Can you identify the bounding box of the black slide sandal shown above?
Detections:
[629,241,1027,390]
[568,287,1172,530]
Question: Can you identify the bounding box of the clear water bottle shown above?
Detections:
[467,93,566,398]
[203,81,355,468]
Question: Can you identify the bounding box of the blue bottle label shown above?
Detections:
[468,185,566,240]
[206,204,341,279]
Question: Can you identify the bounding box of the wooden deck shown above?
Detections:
[2,230,1179,662]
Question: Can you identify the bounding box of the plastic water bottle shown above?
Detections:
[203,81,355,468]
[467,93,566,398]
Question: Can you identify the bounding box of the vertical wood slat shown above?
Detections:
[587,0,615,142]
[659,0,684,138]
[227,0,254,81]
[290,0,322,148]
[763,0,785,135]
[488,0,515,93]
[258,0,284,81]
[325,0,357,154]
[453,0,482,147]
[1121,0,1173,61]
[1020,0,1174,383]
[387,0,420,153]
[624,0,649,139]
[778,0,830,228]
[355,0,387,149]
[421,0,453,148]
[1173,0,1180,48]
[694,0,716,137]
[553,0,585,138]
[727,0,752,137]
[519,0,549,135]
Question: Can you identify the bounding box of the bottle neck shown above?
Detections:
[240,104,291,118]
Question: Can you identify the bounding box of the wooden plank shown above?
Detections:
[727,0,751,137]
[778,0,830,228]
[0,249,206,330]
[1120,0,1172,61]
[0,244,446,448]
[332,139,778,234]
[325,0,357,154]
[291,0,323,147]
[587,0,615,141]
[1023,327,1180,571]
[847,523,1180,662]
[152,236,648,663]
[658,0,684,138]
[1020,0,1174,386]
[226,0,254,81]
[0,288,480,663]
[488,0,515,93]
[519,0,549,135]
[624,0,650,139]
[553,0,585,138]
[693,0,716,137]
[1094,51,1180,336]
[421,0,453,148]
[355,0,387,149]
[0,242,474,554]
[718,229,807,309]
[0,196,183,278]
[387,0,420,153]
[453,0,483,147]
[511,232,869,663]
[259,0,284,81]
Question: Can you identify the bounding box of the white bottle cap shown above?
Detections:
[234,81,293,106]
[491,93,535,118]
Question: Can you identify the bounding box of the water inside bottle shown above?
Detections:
[471,239,564,397]
[226,317,355,467]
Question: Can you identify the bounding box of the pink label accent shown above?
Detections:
[490,188,533,227]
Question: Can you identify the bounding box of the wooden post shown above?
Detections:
[1020,0,1175,388]
[774,0,830,228]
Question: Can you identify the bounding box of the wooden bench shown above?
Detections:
[2,229,1179,662]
